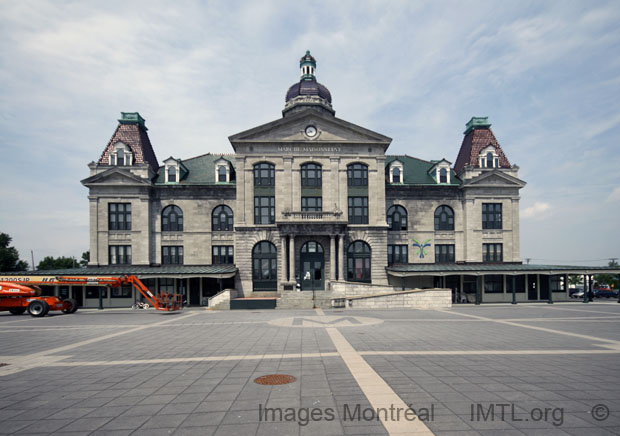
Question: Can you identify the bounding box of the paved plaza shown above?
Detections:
[1,303,620,436]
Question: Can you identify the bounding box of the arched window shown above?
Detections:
[347,241,371,283]
[252,241,277,291]
[301,163,322,187]
[168,166,177,182]
[434,205,454,231]
[212,205,233,231]
[218,165,227,182]
[387,205,407,231]
[347,163,368,186]
[392,167,400,183]
[439,168,447,183]
[486,152,494,168]
[117,149,125,166]
[253,162,275,186]
[162,205,183,232]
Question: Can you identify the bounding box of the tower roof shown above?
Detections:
[454,117,510,173]
[98,112,159,169]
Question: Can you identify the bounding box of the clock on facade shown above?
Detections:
[305,125,317,137]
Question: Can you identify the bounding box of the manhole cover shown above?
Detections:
[254,374,296,385]
[0,363,8,368]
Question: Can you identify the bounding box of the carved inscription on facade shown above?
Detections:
[277,145,342,153]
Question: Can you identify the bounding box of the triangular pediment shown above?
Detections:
[228,110,391,148]
[81,167,152,187]
[462,170,526,188]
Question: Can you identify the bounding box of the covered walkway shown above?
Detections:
[386,264,620,304]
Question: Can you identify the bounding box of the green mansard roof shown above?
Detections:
[154,153,236,185]
[386,155,460,186]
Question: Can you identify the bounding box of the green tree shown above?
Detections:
[0,232,29,271]
[37,256,76,270]
[79,251,90,268]
[568,275,583,286]
[594,260,619,289]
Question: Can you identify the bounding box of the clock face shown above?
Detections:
[305,125,317,137]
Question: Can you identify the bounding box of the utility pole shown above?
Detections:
[31,250,35,271]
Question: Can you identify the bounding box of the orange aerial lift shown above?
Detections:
[0,275,182,317]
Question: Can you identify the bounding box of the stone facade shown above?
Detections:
[81,53,526,306]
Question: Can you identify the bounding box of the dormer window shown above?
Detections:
[439,168,447,183]
[431,160,451,184]
[435,166,450,184]
[109,142,133,166]
[215,159,232,183]
[163,157,185,183]
[388,161,403,184]
[393,168,401,183]
[168,166,177,182]
[479,146,499,169]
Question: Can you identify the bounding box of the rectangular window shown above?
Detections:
[162,246,183,265]
[387,245,408,266]
[484,275,504,293]
[348,196,368,224]
[86,287,107,299]
[301,197,322,212]
[109,203,131,230]
[506,275,526,293]
[482,203,502,229]
[551,275,564,292]
[254,196,275,224]
[111,285,132,298]
[483,243,503,263]
[109,245,132,265]
[212,246,234,264]
[347,164,368,186]
[253,164,275,186]
[159,278,175,296]
[301,165,322,187]
[435,245,455,263]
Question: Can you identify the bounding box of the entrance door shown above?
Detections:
[72,287,84,307]
[300,241,324,291]
[528,275,538,300]
[189,278,200,306]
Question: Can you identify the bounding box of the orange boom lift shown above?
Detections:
[0,275,182,317]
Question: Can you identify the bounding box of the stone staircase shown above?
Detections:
[277,290,334,309]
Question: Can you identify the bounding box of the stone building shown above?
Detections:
[53,50,620,309]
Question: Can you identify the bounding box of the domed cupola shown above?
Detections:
[283,50,335,117]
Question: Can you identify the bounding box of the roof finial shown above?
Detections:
[299,50,316,81]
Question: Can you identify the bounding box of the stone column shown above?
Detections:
[289,236,295,282]
[281,236,288,281]
[338,235,345,281]
[330,235,336,280]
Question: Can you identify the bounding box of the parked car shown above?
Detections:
[570,289,586,299]
[569,287,584,297]
[594,285,618,298]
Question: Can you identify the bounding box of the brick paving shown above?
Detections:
[0,302,619,435]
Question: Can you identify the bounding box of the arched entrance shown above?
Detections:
[252,241,277,291]
[300,241,324,291]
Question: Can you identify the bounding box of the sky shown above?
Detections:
[1,1,619,268]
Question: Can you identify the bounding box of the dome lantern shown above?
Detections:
[300,50,316,80]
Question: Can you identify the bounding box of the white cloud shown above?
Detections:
[521,202,552,220]
[1,1,619,264]
[607,187,620,203]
